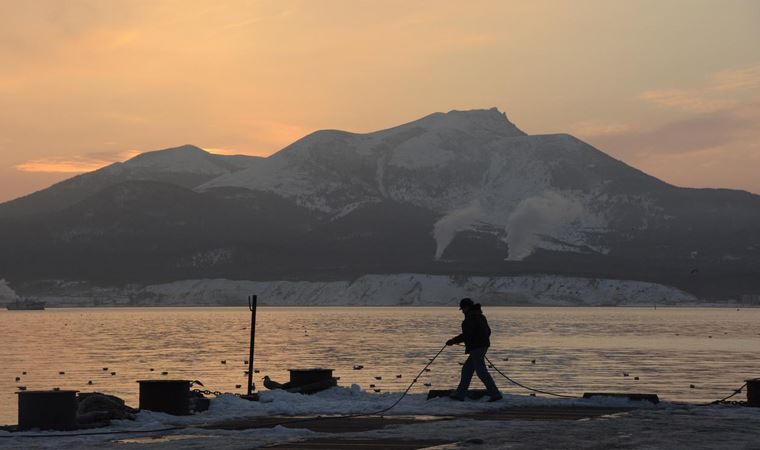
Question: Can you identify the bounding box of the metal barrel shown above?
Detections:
[137,380,191,415]
[747,378,760,407]
[17,390,78,430]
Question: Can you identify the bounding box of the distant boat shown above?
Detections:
[6,299,45,310]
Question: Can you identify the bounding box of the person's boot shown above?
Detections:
[487,394,503,402]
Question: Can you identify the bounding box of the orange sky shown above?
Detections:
[1,0,759,202]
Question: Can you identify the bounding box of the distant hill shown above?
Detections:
[0,145,260,219]
[1,109,759,300]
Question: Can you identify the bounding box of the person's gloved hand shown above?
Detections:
[446,339,455,346]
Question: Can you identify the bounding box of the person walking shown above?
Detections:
[446,298,503,402]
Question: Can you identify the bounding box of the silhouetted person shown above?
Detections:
[446,298,502,402]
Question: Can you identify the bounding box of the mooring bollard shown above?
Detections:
[289,368,334,386]
[17,390,78,430]
[137,380,191,415]
[747,378,760,407]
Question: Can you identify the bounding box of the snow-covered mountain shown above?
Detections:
[1,108,759,301]
[197,108,665,260]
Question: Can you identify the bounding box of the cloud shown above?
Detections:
[581,101,760,194]
[712,64,760,91]
[16,159,111,173]
[639,62,760,113]
[591,101,760,157]
[569,63,760,194]
[638,89,736,113]
[567,120,639,137]
[204,147,250,156]
[15,150,140,173]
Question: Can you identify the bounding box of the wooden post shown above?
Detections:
[247,295,257,396]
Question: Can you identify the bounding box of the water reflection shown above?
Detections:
[1,307,758,425]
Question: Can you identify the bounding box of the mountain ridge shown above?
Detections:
[1,108,759,300]
[0,145,260,219]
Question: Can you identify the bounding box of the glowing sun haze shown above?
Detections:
[1,0,759,202]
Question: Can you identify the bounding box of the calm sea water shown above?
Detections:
[1,306,758,425]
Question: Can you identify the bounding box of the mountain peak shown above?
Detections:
[127,144,207,163]
[116,144,250,176]
[396,107,525,138]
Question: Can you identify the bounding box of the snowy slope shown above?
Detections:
[197,109,658,260]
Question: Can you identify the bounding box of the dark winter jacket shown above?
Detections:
[449,304,491,353]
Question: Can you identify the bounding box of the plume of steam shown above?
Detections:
[0,279,19,301]
[433,201,482,259]
[505,191,584,261]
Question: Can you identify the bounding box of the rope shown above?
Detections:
[244,343,450,428]
[484,355,578,399]
[704,382,748,406]
[487,353,750,405]
[2,344,450,439]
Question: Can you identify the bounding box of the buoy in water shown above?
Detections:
[59,371,65,375]
[221,360,227,364]
[18,386,26,391]
[22,371,27,375]
[353,365,364,370]
[634,377,639,380]
[161,371,169,375]
[103,368,108,371]
[375,376,382,380]
[88,380,93,385]
[111,372,116,376]
[15,377,20,381]
[150,368,154,371]
[424,383,432,387]
[373,389,381,393]
[235,384,242,388]
[369,384,375,388]
[531,360,536,364]
[690,384,696,388]
[396,375,402,378]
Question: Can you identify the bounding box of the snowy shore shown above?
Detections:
[1,386,758,449]
[16,273,712,308]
